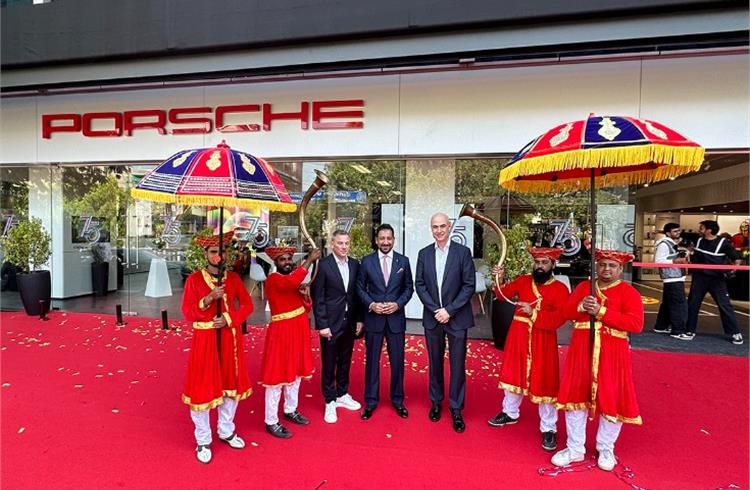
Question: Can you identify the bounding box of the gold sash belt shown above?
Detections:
[271,306,306,322]
[573,321,628,339]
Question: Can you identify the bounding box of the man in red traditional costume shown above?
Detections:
[260,246,321,438]
[488,248,570,452]
[181,231,253,464]
[551,250,644,472]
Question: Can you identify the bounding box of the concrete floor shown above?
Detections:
[2,270,747,357]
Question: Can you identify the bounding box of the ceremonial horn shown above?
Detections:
[298,170,329,282]
[459,203,507,291]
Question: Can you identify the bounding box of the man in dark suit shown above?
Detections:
[311,230,365,424]
[415,212,475,433]
[356,223,414,420]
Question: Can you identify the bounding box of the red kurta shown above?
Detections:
[557,279,644,424]
[181,269,253,411]
[493,275,569,403]
[260,267,314,387]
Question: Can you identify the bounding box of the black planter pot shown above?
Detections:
[490,298,516,350]
[91,262,109,297]
[17,270,51,316]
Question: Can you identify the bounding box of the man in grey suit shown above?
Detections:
[415,212,475,433]
[356,223,414,420]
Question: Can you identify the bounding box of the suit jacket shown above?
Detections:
[311,254,363,334]
[356,251,414,334]
[415,241,476,331]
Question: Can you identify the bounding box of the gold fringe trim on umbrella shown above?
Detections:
[499,144,704,191]
[130,188,297,213]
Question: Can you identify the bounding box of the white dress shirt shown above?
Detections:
[434,240,451,307]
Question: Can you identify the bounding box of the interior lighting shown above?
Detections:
[350,164,372,174]
[376,180,392,187]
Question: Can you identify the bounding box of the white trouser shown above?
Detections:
[264,377,302,425]
[502,390,558,433]
[189,397,239,446]
[564,410,623,455]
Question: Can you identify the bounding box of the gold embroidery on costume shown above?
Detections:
[271,306,305,322]
[598,117,621,141]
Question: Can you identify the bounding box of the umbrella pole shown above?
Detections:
[589,170,597,408]
[216,206,224,359]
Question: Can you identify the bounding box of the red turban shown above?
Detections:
[266,246,296,261]
[529,247,563,261]
[194,231,234,249]
[595,249,635,265]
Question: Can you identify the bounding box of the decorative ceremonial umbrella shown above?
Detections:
[131,140,296,349]
[499,114,704,347]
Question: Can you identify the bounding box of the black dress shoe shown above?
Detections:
[283,410,310,425]
[487,411,518,427]
[265,423,292,439]
[393,404,409,419]
[361,405,376,420]
[429,403,441,422]
[542,431,557,452]
[451,410,465,433]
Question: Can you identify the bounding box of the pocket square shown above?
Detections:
[396,267,404,274]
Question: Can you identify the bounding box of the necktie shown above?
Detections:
[382,255,389,286]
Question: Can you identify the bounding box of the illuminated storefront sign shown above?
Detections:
[41,99,365,138]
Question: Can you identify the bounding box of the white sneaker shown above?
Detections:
[731,333,744,345]
[551,448,585,467]
[597,449,617,471]
[335,393,362,411]
[220,433,245,449]
[196,445,212,464]
[324,401,338,423]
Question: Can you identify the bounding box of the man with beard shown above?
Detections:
[552,250,644,472]
[181,231,253,464]
[415,212,475,433]
[356,224,414,420]
[487,247,569,451]
[260,246,322,439]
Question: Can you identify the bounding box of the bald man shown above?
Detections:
[415,212,476,433]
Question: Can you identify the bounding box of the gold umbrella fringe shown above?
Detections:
[498,144,704,191]
[130,188,297,213]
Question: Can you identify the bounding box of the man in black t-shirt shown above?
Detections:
[673,220,743,345]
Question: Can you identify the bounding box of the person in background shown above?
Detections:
[652,223,688,335]
[676,220,743,345]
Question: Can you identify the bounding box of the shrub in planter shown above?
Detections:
[90,243,110,297]
[0,218,52,315]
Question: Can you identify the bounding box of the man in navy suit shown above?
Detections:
[356,223,414,420]
[415,212,475,433]
[311,230,365,424]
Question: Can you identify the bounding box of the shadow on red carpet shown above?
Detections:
[1,311,747,489]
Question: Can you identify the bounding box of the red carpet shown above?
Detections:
[1,311,748,489]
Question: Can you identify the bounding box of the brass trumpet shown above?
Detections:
[459,203,507,291]
[298,170,329,282]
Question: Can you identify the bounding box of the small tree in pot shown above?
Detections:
[0,218,52,315]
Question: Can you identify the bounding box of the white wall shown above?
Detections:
[1,54,747,164]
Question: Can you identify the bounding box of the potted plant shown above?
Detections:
[90,243,110,296]
[0,218,52,316]
[484,223,533,349]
